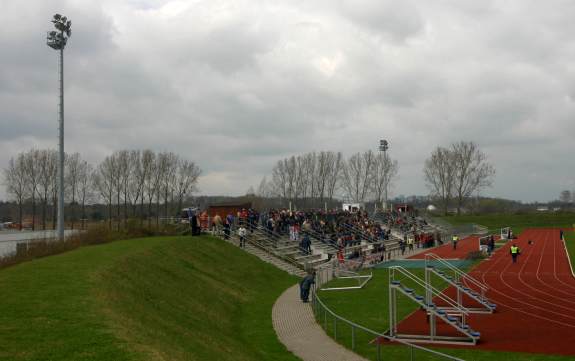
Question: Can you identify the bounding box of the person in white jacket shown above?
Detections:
[238,226,247,248]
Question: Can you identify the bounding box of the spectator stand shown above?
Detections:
[388,265,481,345]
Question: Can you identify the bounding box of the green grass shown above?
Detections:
[0,235,300,361]
[565,231,575,273]
[318,268,573,361]
[440,213,575,235]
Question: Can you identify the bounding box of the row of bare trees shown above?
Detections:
[3,149,201,230]
[424,141,495,215]
[93,150,201,230]
[258,150,399,206]
[3,149,92,230]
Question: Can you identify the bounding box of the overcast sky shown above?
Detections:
[1,0,574,202]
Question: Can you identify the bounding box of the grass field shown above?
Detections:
[319,266,573,361]
[440,212,575,235]
[0,235,299,361]
[565,231,575,273]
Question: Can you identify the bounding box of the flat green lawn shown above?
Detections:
[440,213,575,235]
[0,236,300,361]
[565,231,575,272]
[319,267,573,361]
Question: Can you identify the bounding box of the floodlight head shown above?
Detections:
[47,14,71,50]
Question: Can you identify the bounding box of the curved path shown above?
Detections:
[272,285,368,361]
[399,228,575,355]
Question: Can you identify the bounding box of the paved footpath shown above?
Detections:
[272,285,368,361]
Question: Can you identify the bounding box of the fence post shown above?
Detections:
[324,309,327,329]
[410,345,414,361]
[334,317,337,340]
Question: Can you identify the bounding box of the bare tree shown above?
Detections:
[341,151,375,203]
[93,155,115,229]
[326,151,343,201]
[372,152,399,208]
[142,150,158,226]
[23,149,41,230]
[173,158,201,213]
[560,190,572,204]
[66,152,82,229]
[37,150,57,230]
[257,176,271,198]
[424,147,455,215]
[3,155,27,230]
[451,141,495,214]
[77,160,93,229]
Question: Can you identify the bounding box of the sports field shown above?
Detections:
[440,213,575,235]
[319,228,575,360]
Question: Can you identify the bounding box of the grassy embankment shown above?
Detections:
[440,212,575,235]
[0,235,299,361]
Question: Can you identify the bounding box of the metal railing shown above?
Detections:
[312,288,466,361]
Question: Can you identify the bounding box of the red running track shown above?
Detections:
[397,228,575,355]
[408,235,483,260]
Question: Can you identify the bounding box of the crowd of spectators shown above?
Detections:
[201,206,443,264]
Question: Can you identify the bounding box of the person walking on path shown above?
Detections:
[510,244,521,263]
[238,225,247,248]
[452,234,459,250]
[299,271,316,303]
[560,229,564,241]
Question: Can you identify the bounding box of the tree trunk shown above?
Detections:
[18,199,23,231]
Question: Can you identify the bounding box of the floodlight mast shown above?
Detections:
[46,14,71,240]
[379,139,389,211]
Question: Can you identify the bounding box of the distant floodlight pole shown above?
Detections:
[47,14,72,240]
[379,139,389,211]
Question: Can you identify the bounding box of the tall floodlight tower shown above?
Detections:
[47,14,71,240]
[379,139,389,211]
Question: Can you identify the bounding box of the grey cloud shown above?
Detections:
[1,0,574,202]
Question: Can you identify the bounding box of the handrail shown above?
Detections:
[424,253,487,292]
[222,226,305,271]
[312,288,465,361]
[390,266,469,316]
[342,223,377,242]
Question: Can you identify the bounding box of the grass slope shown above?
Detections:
[0,236,299,361]
[441,213,575,235]
[319,268,572,361]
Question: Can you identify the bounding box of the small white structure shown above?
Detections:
[342,203,363,213]
[427,204,437,211]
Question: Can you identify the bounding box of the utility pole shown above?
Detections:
[47,14,72,240]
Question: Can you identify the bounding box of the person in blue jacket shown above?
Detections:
[299,271,316,303]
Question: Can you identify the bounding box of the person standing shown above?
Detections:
[223,221,231,240]
[299,271,316,303]
[488,235,495,255]
[238,225,247,248]
[560,229,564,241]
[510,244,520,263]
[452,235,459,250]
[213,214,223,235]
